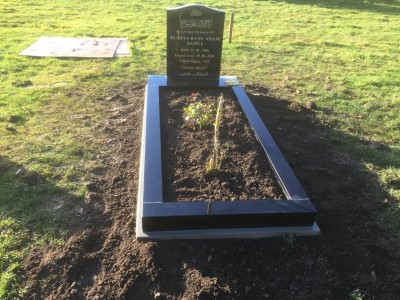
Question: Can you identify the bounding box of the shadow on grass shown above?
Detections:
[256,0,400,15]
[0,155,106,297]
[0,156,83,238]
[145,87,400,299]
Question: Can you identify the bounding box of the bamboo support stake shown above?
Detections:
[229,12,234,43]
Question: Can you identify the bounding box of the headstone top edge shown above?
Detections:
[167,4,224,13]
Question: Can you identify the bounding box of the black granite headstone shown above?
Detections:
[167,4,225,86]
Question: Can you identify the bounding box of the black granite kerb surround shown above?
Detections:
[137,75,318,234]
[167,4,225,86]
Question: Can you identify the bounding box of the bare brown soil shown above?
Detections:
[22,83,400,299]
[160,88,284,202]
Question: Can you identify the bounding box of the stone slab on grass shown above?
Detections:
[20,37,130,58]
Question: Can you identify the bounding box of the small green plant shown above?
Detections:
[183,102,214,128]
[282,232,296,247]
[207,94,225,173]
[349,289,364,300]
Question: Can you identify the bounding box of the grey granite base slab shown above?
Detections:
[136,193,320,240]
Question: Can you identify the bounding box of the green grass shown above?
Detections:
[0,218,27,299]
[0,0,400,297]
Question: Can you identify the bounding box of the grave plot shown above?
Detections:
[136,5,319,239]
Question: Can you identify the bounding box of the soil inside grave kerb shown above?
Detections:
[160,86,286,202]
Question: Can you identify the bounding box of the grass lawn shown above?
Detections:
[0,0,399,297]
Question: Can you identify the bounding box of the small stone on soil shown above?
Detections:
[112,175,122,185]
[70,289,77,295]
[245,180,259,188]
[221,182,230,188]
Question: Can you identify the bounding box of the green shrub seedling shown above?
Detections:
[207,94,225,173]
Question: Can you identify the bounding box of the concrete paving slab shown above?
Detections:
[20,37,130,58]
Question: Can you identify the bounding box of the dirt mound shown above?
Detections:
[22,83,400,299]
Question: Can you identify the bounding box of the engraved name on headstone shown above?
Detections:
[167,4,225,86]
